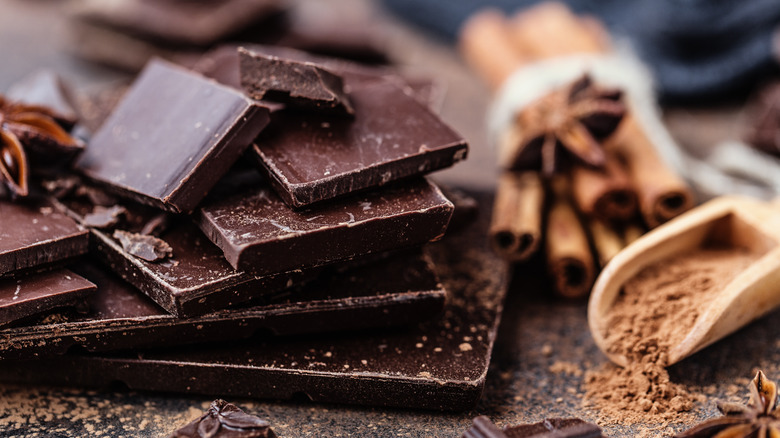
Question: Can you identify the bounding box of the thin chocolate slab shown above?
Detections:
[197,177,453,276]
[0,250,445,360]
[55,195,315,317]
[0,198,88,276]
[0,269,95,327]
[252,74,468,207]
[238,47,354,115]
[74,59,270,213]
[0,191,506,412]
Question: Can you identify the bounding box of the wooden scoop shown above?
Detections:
[588,196,780,367]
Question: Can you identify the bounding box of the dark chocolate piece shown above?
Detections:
[0,269,95,327]
[55,195,316,317]
[170,400,276,438]
[0,250,444,359]
[464,417,604,438]
[253,76,468,207]
[112,229,172,262]
[0,198,88,276]
[197,177,453,275]
[5,70,78,129]
[74,59,270,213]
[71,0,283,47]
[238,47,353,115]
[0,192,506,411]
[82,205,126,228]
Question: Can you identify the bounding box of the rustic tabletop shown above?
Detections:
[1,1,778,437]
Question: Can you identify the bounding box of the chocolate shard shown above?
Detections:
[463,416,508,438]
[82,205,126,228]
[0,269,95,327]
[239,47,354,115]
[503,418,604,438]
[170,400,276,438]
[5,70,79,130]
[252,75,468,208]
[74,59,270,213]
[197,177,453,276]
[0,198,88,277]
[113,230,172,262]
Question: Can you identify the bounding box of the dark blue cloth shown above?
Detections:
[380,0,780,102]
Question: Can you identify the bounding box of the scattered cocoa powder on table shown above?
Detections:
[584,246,760,433]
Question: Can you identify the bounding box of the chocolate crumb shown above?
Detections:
[113,229,173,262]
[82,205,126,228]
[464,416,605,438]
[169,399,276,438]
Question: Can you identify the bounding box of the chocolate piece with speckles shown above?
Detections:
[74,59,270,213]
[112,229,173,262]
[0,191,506,411]
[0,269,95,327]
[0,198,88,277]
[0,249,445,359]
[197,177,453,276]
[252,72,467,208]
[55,194,316,317]
[170,400,276,438]
[239,47,354,115]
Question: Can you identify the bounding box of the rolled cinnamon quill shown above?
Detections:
[545,178,595,298]
[570,151,637,222]
[459,9,527,91]
[610,117,694,228]
[589,219,624,267]
[489,171,544,261]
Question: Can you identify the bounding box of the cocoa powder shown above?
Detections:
[584,246,759,433]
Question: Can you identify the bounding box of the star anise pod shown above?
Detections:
[0,95,83,198]
[503,74,626,175]
[676,370,780,437]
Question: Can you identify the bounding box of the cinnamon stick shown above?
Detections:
[589,219,625,266]
[570,151,637,221]
[609,116,694,228]
[545,177,595,298]
[489,171,544,261]
[459,9,527,91]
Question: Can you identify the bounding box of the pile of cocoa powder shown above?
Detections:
[584,246,759,431]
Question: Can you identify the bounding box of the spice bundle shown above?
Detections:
[459,3,694,297]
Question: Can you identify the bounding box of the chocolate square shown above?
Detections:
[75,59,270,213]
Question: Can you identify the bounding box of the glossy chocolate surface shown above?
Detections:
[197,177,453,275]
[0,198,88,276]
[253,75,468,207]
[74,59,270,213]
[0,192,506,411]
[0,250,444,360]
[0,269,95,326]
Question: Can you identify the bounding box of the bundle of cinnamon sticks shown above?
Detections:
[460,3,694,298]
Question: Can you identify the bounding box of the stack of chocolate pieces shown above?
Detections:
[0,46,509,410]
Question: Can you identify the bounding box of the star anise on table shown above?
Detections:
[676,370,780,438]
[502,74,626,176]
[0,95,83,198]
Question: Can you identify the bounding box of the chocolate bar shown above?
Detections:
[0,250,444,360]
[252,75,468,207]
[238,47,354,115]
[55,194,315,317]
[0,198,88,276]
[74,59,270,213]
[70,0,283,47]
[0,191,506,411]
[197,177,453,275]
[0,269,95,327]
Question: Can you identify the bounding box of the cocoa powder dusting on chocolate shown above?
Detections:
[584,247,759,433]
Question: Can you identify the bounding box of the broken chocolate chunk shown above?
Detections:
[82,205,126,228]
[464,417,604,438]
[239,46,354,115]
[170,400,276,438]
[113,229,172,262]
